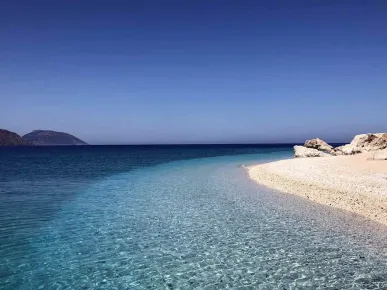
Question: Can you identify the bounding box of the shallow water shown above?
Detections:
[1,146,387,289]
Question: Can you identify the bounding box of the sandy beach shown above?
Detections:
[248,154,387,226]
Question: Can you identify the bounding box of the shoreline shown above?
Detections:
[247,154,387,226]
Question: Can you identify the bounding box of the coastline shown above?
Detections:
[247,154,387,226]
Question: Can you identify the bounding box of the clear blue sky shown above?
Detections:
[1,0,386,144]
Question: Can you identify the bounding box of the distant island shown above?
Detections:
[23,130,88,146]
[0,129,32,146]
[0,129,88,146]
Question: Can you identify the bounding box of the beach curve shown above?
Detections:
[247,154,387,226]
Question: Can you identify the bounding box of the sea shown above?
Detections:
[1,145,387,289]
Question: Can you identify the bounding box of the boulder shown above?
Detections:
[304,138,334,153]
[350,134,374,148]
[294,145,332,158]
[335,133,387,155]
[334,144,361,155]
[368,133,387,151]
[368,149,387,160]
[332,149,344,156]
[294,133,387,158]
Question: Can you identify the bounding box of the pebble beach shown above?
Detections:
[247,153,387,226]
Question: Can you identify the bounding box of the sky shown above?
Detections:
[1,0,386,144]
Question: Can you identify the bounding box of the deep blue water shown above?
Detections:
[1,145,387,289]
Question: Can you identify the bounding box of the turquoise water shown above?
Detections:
[1,146,387,289]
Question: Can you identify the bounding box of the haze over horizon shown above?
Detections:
[1,0,386,145]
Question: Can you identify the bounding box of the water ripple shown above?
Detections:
[1,154,387,289]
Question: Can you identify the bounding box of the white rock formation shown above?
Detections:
[294,133,387,159]
[334,144,361,155]
[304,138,335,154]
[294,145,332,158]
[368,133,387,150]
[335,133,387,155]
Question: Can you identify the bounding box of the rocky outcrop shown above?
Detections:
[368,149,387,160]
[294,145,332,158]
[0,129,31,146]
[22,130,88,146]
[335,133,387,155]
[295,133,387,159]
[294,138,336,158]
[369,133,387,150]
[304,138,335,154]
[334,144,361,155]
